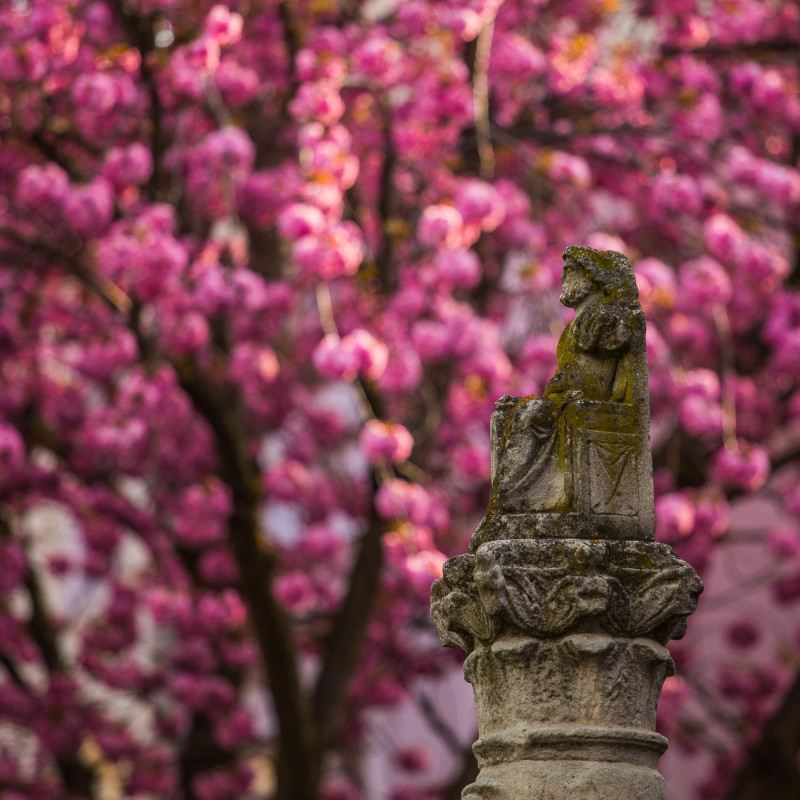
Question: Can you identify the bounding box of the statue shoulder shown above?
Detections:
[573,302,641,353]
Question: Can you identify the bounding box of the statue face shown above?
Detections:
[560,259,598,309]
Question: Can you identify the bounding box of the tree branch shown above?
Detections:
[110,0,168,200]
[375,113,397,291]
[312,483,385,742]
[176,367,320,800]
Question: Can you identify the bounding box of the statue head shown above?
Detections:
[560,246,639,308]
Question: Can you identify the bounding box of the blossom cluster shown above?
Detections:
[0,0,799,798]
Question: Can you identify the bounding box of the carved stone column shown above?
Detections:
[430,246,703,800]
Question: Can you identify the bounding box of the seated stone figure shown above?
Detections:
[475,246,653,545]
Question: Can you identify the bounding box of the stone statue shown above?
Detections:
[430,246,703,800]
[475,246,654,547]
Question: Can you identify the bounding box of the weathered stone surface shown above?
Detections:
[461,760,668,800]
[480,246,654,544]
[430,246,703,800]
[431,539,702,650]
[465,634,673,735]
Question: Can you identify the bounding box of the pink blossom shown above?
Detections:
[64,177,114,238]
[214,58,260,106]
[766,528,800,559]
[395,745,430,772]
[305,139,359,189]
[431,248,482,289]
[665,313,716,359]
[410,320,452,360]
[728,376,775,440]
[490,32,547,84]
[343,329,389,380]
[292,222,363,279]
[313,334,361,381]
[237,165,303,227]
[274,570,316,613]
[773,571,800,604]
[277,203,327,240]
[548,32,598,93]
[655,492,695,542]
[198,548,239,585]
[452,440,491,480]
[264,460,314,502]
[301,180,344,217]
[674,92,723,142]
[651,172,703,215]
[703,214,746,264]
[519,335,558,386]
[693,494,729,538]
[711,0,765,44]
[230,341,280,385]
[160,310,210,357]
[192,264,234,314]
[402,550,446,596]
[592,63,645,108]
[679,394,723,438]
[683,368,721,400]
[438,6,483,41]
[755,161,800,205]
[454,179,506,232]
[192,765,252,800]
[198,126,255,178]
[0,541,27,591]
[378,349,423,393]
[548,152,591,188]
[0,423,24,475]
[585,232,626,253]
[635,257,678,312]
[4,3,800,793]
[739,244,790,290]
[359,420,413,464]
[17,163,69,219]
[196,591,246,632]
[299,524,343,561]
[350,34,405,87]
[185,36,221,73]
[72,72,121,112]
[213,708,253,749]
[320,780,360,800]
[726,618,760,648]
[679,256,732,307]
[171,673,234,710]
[173,482,231,548]
[376,480,448,531]
[204,5,243,46]
[288,80,345,125]
[713,441,770,492]
[102,143,153,189]
[417,204,465,249]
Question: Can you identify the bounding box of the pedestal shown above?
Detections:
[431,536,702,800]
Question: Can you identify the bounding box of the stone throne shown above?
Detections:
[431,246,702,800]
[474,246,654,547]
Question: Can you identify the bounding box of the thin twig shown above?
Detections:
[473,18,496,180]
[714,303,737,450]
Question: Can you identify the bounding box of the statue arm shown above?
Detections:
[574,303,634,354]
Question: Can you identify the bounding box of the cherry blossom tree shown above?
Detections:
[0,1,799,798]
